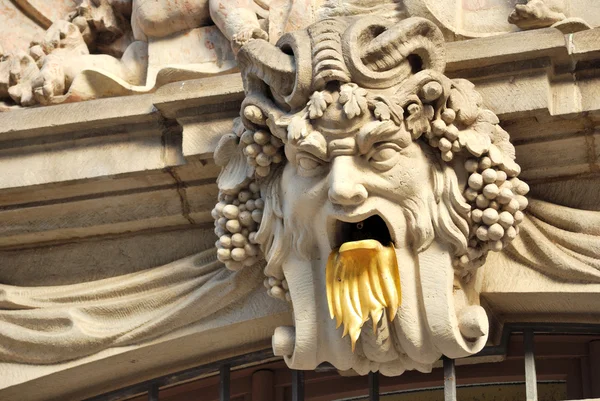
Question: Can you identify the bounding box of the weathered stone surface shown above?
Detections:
[201,13,600,379]
[0,0,75,54]
[0,287,291,401]
[2,0,600,109]
[0,227,215,286]
[480,249,600,318]
[1,6,600,401]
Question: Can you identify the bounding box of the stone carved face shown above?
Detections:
[278,123,441,372]
[213,16,528,375]
[269,87,479,374]
[282,120,431,244]
[282,120,432,255]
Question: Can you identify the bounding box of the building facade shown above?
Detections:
[0,0,599,400]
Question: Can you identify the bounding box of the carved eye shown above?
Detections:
[367,144,401,171]
[371,147,398,162]
[296,153,325,176]
[299,157,320,170]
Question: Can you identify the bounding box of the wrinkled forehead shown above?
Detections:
[288,122,410,161]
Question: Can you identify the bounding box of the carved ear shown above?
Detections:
[216,150,252,195]
[343,17,446,89]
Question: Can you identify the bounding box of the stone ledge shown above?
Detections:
[445,28,568,72]
[0,94,158,142]
[152,75,245,119]
[0,28,598,189]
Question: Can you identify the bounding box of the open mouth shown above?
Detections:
[330,214,394,250]
[325,213,401,350]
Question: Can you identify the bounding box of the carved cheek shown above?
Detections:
[367,153,431,200]
[377,168,418,199]
[396,145,433,189]
[281,163,328,214]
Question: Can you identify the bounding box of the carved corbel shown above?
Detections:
[213,16,529,375]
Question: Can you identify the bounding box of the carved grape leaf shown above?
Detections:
[487,143,504,165]
[472,118,495,138]
[288,115,310,142]
[370,95,404,125]
[490,124,517,162]
[406,103,434,139]
[478,109,499,125]
[501,158,521,177]
[308,91,333,119]
[461,109,499,156]
[339,83,368,119]
[214,133,239,167]
[448,79,483,126]
[374,101,391,121]
[214,118,246,167]
[463,129,491,157]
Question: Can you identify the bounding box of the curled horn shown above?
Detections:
[237,30,313,111]
[237,39,297,100]
[343,17,446,89]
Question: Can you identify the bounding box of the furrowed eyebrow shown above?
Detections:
[357,121,401,154]
[328,137,356,157]
[297,140,328,161]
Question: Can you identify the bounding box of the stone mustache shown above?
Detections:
[212,16,529,375]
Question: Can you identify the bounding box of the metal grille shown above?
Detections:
[85,323,600,401]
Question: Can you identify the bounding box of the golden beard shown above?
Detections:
[326,240,401,351]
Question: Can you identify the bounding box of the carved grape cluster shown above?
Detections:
[240,129,284,178]
[263,277,291,302]
[212,182,264,271]
[401,76,530,272]
[458,155,529,271]
[423,103,530,271]
[428,110,461,162]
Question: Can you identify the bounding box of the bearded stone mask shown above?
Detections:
[212,16,528,375]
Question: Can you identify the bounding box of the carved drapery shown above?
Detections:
[0,249,263,364]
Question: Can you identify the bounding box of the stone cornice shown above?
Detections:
[0,28,598,255]
[1,27,598,181]
[1,25,600,400]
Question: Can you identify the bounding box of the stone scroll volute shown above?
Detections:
[212,16,529,375]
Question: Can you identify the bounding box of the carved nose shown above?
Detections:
[328,157,368,206]
[328,179,368,206]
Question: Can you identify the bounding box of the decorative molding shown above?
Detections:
[3,0,598,109]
